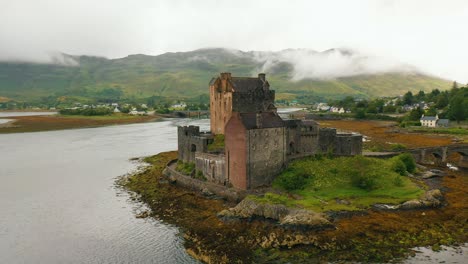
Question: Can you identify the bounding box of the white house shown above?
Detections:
[420,114,450,128]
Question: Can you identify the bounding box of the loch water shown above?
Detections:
[0,118,208,264]
[0,115,465,263]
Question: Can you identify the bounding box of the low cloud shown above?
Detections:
[251,48,417,80]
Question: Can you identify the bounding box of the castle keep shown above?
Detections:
[178,73,362,190]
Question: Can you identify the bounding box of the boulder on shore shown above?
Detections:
[218,198,331,228]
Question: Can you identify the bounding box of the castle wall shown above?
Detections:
[318,128,337,154]
[299,131,319,156]
[335,134,363,156]
[247,127,286,189]
[232,90,275,113]
[195,152,227,185]
[225,114,248,189]
[210,79,233,134]
[177,126,211,163]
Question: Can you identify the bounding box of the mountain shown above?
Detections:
[0,48,452,102]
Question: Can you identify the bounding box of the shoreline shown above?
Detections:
[118,151,467,263]
[0,114,162,133]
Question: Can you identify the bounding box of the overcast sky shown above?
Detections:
[1,0,467,82]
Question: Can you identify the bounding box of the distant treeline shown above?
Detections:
[59,108,113,116]
[330,83,468,123]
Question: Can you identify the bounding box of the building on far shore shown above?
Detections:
[420,114,450,128]
[176,72,363,190]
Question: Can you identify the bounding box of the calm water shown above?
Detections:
[0,119,208,264]
[0,117,465,263]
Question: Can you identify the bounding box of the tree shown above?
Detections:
[435,93,449,108]
[403,91,414,105]
[446,88,468,123]
[425,106,437,116]
[408,107,424,121]
[416,90,426,101]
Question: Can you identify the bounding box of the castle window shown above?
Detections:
[191,144,197,152]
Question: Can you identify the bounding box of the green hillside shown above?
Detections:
[0,48,451,102]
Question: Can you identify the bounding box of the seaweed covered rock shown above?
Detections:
[218,198,331,228]
[399,189,443,209]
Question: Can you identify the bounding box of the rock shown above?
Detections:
[336,199,351,205]
[398,189,443,209]
[399,199,425,210]
[135,210,150,218]
[218,198,332,228]
[423,189,443,207]
[372,204,398,210]
[422,169,446,179]
[279,209,331,227]
[201,188,214,197]
[429,169,446,176]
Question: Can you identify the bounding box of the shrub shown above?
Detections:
[397,153,417,173]
[350,170,379,191]
[391,158,407,176]
[176,161,195,175]
[275,168,308,191]
[389,143,407,151]
[349,156,380,191]
[393,176,404,187]
[194,170,207,181]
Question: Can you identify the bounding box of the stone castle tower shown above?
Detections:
[209,72,276,134]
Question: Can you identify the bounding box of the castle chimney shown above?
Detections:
[256,113,263,128]
[258,73,266,81]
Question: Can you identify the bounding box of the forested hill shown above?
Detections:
[0,48,451,102]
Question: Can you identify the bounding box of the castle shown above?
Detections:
[178,73,362,190]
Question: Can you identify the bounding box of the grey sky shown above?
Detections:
[1,0,467,82]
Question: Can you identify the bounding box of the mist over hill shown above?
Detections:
[0,48,451,102]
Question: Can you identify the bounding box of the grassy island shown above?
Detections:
[118,151,467,263]
[252,154,423,212]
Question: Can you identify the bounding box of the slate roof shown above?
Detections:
[437,119,449,125]
[209,77,216,86]
[420,116,437,121]
[230,77,266,93]
[239,112,284,129]
[301,120,319,126]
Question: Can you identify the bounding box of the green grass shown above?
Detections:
[252,155,424,212]
[207,134,225,151]
[176,161,195,175]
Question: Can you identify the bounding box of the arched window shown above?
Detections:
[191,144,197,152]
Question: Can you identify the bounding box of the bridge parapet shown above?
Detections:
[406,144,468,169]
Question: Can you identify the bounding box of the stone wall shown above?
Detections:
[210,81,233,135]
[178,126,212,163]
[232,90,275,113]
[164,160,245,202]
[335,133,363,156]
[247,127,286,189]
[195,152,227,185]
[318,128,337,154]
[225,113,247,189]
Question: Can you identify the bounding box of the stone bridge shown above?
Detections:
[173,110,210,118]
[408,144,468,168]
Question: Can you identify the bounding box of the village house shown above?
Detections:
[420,114,450,128]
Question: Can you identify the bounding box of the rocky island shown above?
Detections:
[118,73,467,263]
